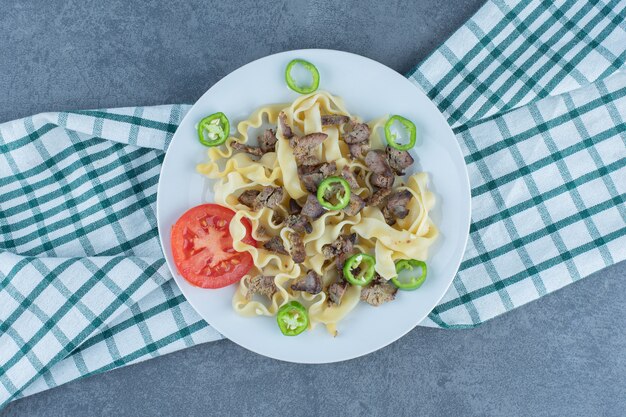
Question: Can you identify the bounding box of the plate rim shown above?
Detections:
[156,48,471,363]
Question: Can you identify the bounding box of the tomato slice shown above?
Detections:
[170,204,256,288]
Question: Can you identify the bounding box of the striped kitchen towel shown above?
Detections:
[1,0,625,406]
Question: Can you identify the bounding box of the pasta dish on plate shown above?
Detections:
[169,60,438,337]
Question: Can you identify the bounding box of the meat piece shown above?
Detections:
[288,198,302,215]
[343,121,370,144]
[271,211,284,225]
[301,194,326,219]
[300,172,324,193]
[286,214,312,234]
[365,150,392,174]
[298,161,336,193]
[300,155,322,166]
[341,166,359,189]
[366,188,392,207]
[386,146,414,175]
[366,151,395,189]
[238,190,260,208]
[386,190,413,219]
[263,236,288,255]
[278,111,293,139]
[319,161,337,177]
[246,275,277,299]
[290,132,328,149]
[381,206,396,226]
[360,278,398,306]
[370,172,395,189]
[258,128,277,153]
[322,233,356,259]
[348,142,370,159]
[327,281,348,306]
[298,165,324,193]
[336,251,350,272]
[288,232,306,264]
[290,270,322,294]
[231,142,264,157]
[290,132,328,163]
[256,186,284,209]
[343,193,365,216]
[321,114,350,126]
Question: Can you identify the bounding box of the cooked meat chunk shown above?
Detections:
[343,120,370,144]
[343,193,365,216]
[289,132,328,163]
[370,171,395,189]
[299,155,322,166]
[341,166,359,189]
[290,270,322,294]
[386,146,414,175]
[327,281,348,306]
[321,114,350,126]
[278,111,294,139]
[286,214,312,234]
[288,232,306,264]
[231,142,264,157]
[360,278,397,306]
[301,194,326,219]
[288,198,302,215]
[336,251,350,272]
[271,212,284,225]
[298,161,336,193]
[258,128,277,153]
[366,187,392,207]
[298,170,321,193]
[386,190,413,219]
[290,132,328,148]
[229,129,277,155]
[237,190,260,208]
[381,206,396,226]
[365,150,391,174]
[238,187,284,210]
[322,233,356,259]
[366,152,395,189]
[347,142,370,159]
[256,186,284,209]
[319,161,338,176]
[263,236,288,255]
[246,275,277,299]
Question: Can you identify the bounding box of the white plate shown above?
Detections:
[157,49,470,363]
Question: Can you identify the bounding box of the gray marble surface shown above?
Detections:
[2,1,625,416]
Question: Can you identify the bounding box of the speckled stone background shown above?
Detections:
[1,1,625,416]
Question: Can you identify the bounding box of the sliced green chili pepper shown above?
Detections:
[285,59,320,94]
[384,115,417,151]
[316,176,351,210]
[276,301,309,336]
[197,112,230,147]
[391,259,427,290]
[343,253,376,286]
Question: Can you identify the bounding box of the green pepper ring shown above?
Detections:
[391,259,427,291]
[276,301,309,336]
[197,112,230,147]
[285,59,320,94]
[343,253,376,286]
[384,115,417,151]
[317,176,351,211]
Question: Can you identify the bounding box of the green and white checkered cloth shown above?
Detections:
[1,0,624,406]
